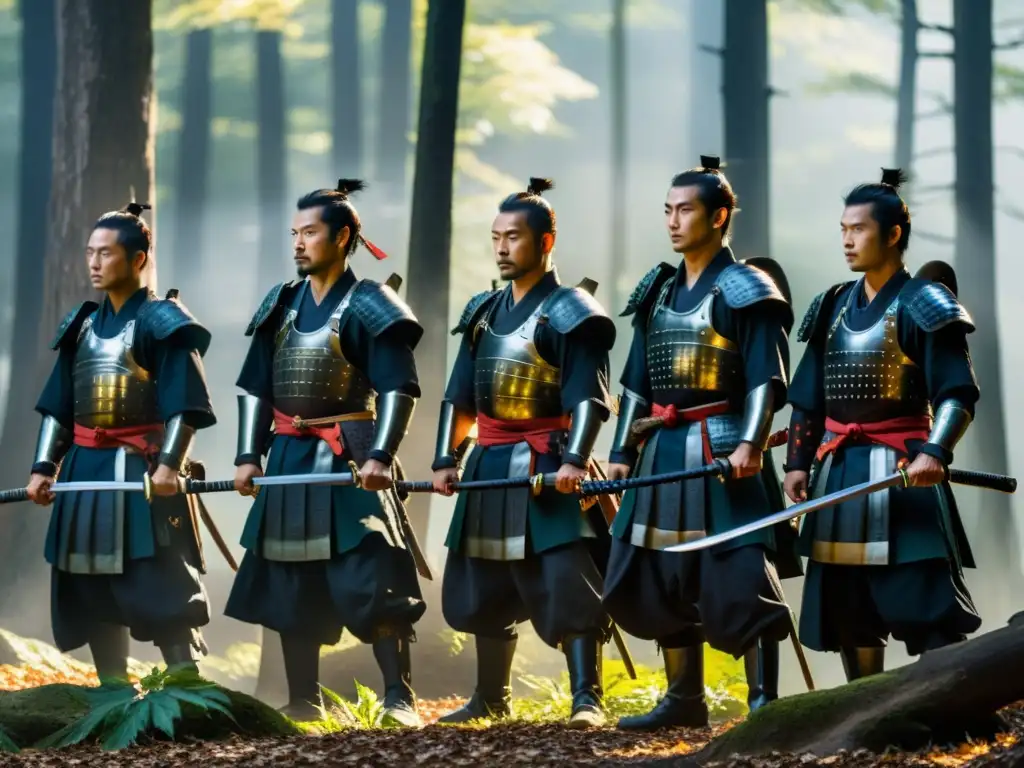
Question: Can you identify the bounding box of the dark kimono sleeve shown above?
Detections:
[443,332,477,414]
[235,322,277,403]
[899,314,980,465]
[537,324,613,416]
[785,333,827,474]
[608,324,650,466]
[735,303,790,400]
[147,337,217,430]
[31,346,76,475]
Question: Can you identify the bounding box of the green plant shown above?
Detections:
[313,680,414,730]
[0,723,18,753]
[37,666,235,751]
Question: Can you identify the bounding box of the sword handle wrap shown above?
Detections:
[0,488,29,504]
[398,480,434,493]
[348,460,363,489]
[185,479,235,494]
[948,468,1017,494]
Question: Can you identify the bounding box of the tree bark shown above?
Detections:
[895,0,918,175]
[0,0,57,505]
[401,0,467,543]
[608,0,626,314]
[376,0,412,200]
[0,0,154,621]
[256,30,287,289]
[170,27,212,290]
[722,0,770,260]
[951,0,1021,619]
[659,619,1024,762]
[331,0,361,177]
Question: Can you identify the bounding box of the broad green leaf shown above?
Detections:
[149,694,182,739]
[0,724,18,753]
[102,700,152,751]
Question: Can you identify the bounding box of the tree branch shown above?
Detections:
[768,86,788,98]
[918,22,953,35]
[914,146,952,159]
[920,50,955,59]
[698,44,723,58]
[914,182,954,195]
[915,231,955,244]
[916,107,952,120]
[994,36,1024,51]
[1001,205,1024,222]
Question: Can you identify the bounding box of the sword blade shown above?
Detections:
[662,471,908,553]
[51,480,146,492]
[251,472,356,488]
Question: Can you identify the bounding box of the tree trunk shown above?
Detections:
[331,0,361,176]
[170,27,212,291]
[895,0,918,175]
[0,0,57,503]
[402,0,467,543]
[0,0,154,623]
[608,0,626,314]
[722,0,770,260]
[951,0,1020,619]
[376,0,412,200]
[256,30,286,289]
[654,618,1024,763]
[688,0,723,160]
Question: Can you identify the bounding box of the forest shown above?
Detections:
[0,0,1022,764]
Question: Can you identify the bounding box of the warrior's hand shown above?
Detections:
[904,453,945,488]
[606,462,631,482]
[26,473,55,506]
[150,464,182,497]
[234,463,263,497]
[359,459,392,492]
[784,470,809,503]
[555,463,588,494]
[433,468,459,497]
[728,442,763,479]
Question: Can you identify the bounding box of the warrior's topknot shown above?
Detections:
[668,155,738,240]
[879,167,908,190]
[497,176,558,246]
[844,169,912,253]
[92,200,153,259]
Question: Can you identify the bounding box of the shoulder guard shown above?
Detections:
[796,282,853,343]
[716,262,789,309]
[136,295,212,356]
[51,301,99,350]
[451,290,501,336]
[902,279,975,333]
[348,279,424,346]
[620,263,677,318]
[245,282,297,337]
[542,286,617,347]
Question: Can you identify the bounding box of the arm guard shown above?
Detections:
[236,393,273,465]
[563,400,605,468]
[923,398,972,464]
[370,391,417,465]
[158,414,196,472]
[31,416,71,477]
[609,389,650,459]
[432,400,460,471]
[738,382,775,450]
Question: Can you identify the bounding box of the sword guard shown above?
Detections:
[714,458,732,483]
[143,474,153,504]
[530,473,545,497]
[348,460,363,489]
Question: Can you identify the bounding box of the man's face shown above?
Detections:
[665,185,719,253]
[292,207,347,277]
[492,211,544,280]
[86,228,141,292]
[841,203,896,272]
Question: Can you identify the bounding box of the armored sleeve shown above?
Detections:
[608,326,652,467]
[619,263,677,326]
[349,280,424,350]
[443,331,477,413]
[548,324,613,468]
[31,346,76,476]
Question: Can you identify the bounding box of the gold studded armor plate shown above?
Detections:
[272,285,376,419]
[72,316,160,428]
[823,294,929,423]
[645,284,745,401]
[473,301,562,421]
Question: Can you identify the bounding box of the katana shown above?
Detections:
[661,466,1018,554]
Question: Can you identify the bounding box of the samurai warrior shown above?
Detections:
[784,168,981,679]
[432,178,618,728]
[26,202,215,678]
[225,179,427,724]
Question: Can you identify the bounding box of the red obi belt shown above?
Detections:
[815,416,931,462]
[475,413,571,455]
[649,400,731,464]
[73,423,164,459]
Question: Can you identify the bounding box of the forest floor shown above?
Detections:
[0,663,1021,767]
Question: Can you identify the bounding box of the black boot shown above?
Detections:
[563,633,606,728]
[437,635,516,724]
[89,623,130,684]
[617,645,708,731]
[372,627,421,728]
[840,646,884,682]
[744,638,779,713]
[159,627,205,674]
[278,632,322,721]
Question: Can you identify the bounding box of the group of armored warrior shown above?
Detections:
[20,155,983,732]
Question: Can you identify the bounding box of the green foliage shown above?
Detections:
[311,680,411,731]
[37,666,235,751]
[440,628,470,657]
[781,0,899,20]
[995,63,1024,104]
[0,724,17,753]
[805,71,897,99]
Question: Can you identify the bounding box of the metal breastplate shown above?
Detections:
[645,286,744,400]
[823,294,930,423]
[72,315,159,428]
[272,286,375,419]
[473,300,562,421]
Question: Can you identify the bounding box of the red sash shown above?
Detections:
[72,423,164,459]
[475,413,571,455]
[650,400,731,463]
[815,415,931,462]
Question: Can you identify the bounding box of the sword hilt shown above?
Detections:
[949,468,1017,494]
[398,481,435,493]
[0,488,29,504]
[184,479,235,495]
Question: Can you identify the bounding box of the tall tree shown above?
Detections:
[402,0,467,542]
[375,0,412,200]
[256,29,286,289]
[0,0,57,499]
[331,0,361,176]
[894,0,918,172]
[0,0,155,626]
[171,26,212,289]
[722,0,770,259]
[609,0,626,314]
[689,0,724,160]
